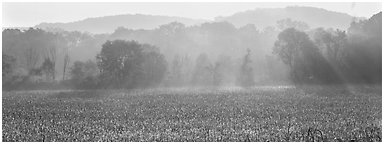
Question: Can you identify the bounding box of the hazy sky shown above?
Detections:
[2,2,382,27]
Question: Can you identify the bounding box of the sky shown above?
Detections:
[2,2,382,27]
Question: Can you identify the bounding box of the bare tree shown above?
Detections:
[62,52,70,80]
[44,46,57,80]
[24,46,40,72]
[62,31,82,81]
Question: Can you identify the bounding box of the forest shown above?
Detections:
[2,12,381,90]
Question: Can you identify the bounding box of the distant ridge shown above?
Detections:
[2,27,30,31]
[34,6,366,34]
[35,14,207,34]
[215,6,366,30]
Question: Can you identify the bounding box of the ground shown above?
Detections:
[2,85,382,142]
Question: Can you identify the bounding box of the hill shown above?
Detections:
[34,6,366,34]
[35,14,207,34]
[215,6,365,30]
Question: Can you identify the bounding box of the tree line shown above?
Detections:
[2,12,381,90]
[273,12,381,84]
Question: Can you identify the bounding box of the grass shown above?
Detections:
[2,86,382,142]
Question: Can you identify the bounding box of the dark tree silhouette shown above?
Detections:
[96,40,167,88]
[274,28,321,84]
[96,40,143,88]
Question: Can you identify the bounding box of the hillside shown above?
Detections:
[35,14,207,34]
[34,6,365,34]
[215,6,365,30]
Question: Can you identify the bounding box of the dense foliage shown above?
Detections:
[273,12,381,84]
[96,40,167,89]
[273,28,338,84]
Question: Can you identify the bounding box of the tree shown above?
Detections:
[3,54,16,83]
[141,51,168,87]
[71,61,86,82]
[274,28,339,84]
[312,28,347,65]
[61,31,83,81]
[215,55,235,85]
[2,29,22,54]
[40,58,55,82]
[166,54,193,86]
[2,54,34,90]
[173,55,182,83]
[24,46,40,71]
[191,53,213,86]
[237,49,255,87]
[96,40,167,88]
[273,28,301,71]
[273,28,318,84]
[43,46,57,80]
[70,60,99,89]
[344,12,382,83]
[2,28,64,81]
[332,30,347,66]
[155,22,187,58]
[62,53,70,80]
[168,55,183,86]
[96,40,143,88]
[277,18,310,31]
[179,55,193,85]
[207,61,222,86]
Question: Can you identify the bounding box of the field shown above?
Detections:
[2,86,382,142]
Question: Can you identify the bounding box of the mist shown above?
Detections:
[3,5,382,90]
[2,2,383,142]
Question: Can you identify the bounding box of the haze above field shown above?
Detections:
[2,2,382,90]
[3,2,381,33]
[2,3,382,142]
